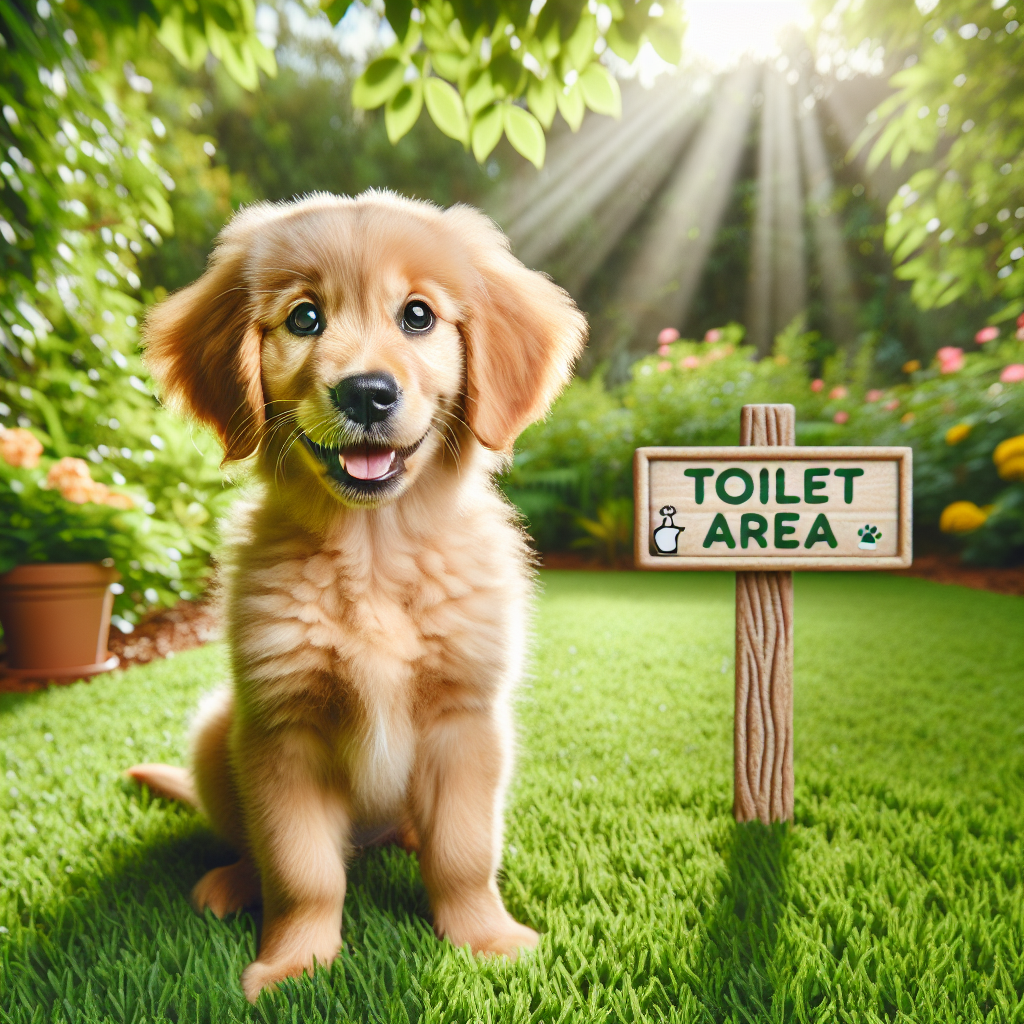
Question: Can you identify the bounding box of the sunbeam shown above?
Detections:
[607,63,757,360]
[797,84,858,352]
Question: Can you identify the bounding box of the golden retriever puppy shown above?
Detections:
[126,191,586,1001]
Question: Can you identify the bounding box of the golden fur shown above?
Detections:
[127,191,586,1002]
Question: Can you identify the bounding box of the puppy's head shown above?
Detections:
[144,192,586,509]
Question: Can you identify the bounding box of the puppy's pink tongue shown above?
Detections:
[343,449,395,480]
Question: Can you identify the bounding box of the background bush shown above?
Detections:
[503,323,1024,565]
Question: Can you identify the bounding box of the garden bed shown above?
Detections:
[0,572,1020,1022]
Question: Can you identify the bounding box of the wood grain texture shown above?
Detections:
[735,404,794,824]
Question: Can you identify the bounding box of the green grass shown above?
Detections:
[1,572,1022,1023]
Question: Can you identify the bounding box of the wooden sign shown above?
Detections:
[634,447,912,570]
[633,404,913,826]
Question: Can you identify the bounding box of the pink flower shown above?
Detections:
[883,399,900,411]
[866,389,883,402]
[704,328,721,343]
[975,326,999,344]
[830,386,848,400]
[1001,363,1024,383]
[658,327,680,345]
[657,344,671,357]
[937,346,964,373]
[657,360,672,372]
[680,356,701,369]
[811,379,824,392]
[833,411,849,424]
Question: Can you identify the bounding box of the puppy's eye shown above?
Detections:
[402,301,434,333]
[286,302,323,336]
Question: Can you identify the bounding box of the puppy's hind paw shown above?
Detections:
[192,859,260,919]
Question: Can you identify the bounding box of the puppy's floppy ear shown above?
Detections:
[446,206,587,452]
[143,212,265,462]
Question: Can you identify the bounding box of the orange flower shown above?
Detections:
[46,457,93,491]
[0,426,44,469]
[902,360,921,373]
[45,457,133,508]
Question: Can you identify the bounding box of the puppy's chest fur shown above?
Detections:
[224,490,529,816]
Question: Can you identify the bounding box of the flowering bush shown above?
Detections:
[505,321,1024,565]
[0,426,233,621]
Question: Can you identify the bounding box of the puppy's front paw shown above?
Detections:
[192,860,260,918]
[439,905,540,960]
[476,919,539,960]
[240,948,339,1004]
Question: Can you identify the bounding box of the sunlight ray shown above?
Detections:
[771,68,807,338]
[797,86,858,352]
[504,76,701,267]
[746,66,775,355]
[607,64,758,360]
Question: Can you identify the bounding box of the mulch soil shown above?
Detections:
[1,552,1019,694]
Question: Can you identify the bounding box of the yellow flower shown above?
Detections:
[939,501,989,534]
[993,434,1024,480]
[945,423,971,445]
[901,412,916,424]
[998,454,1024,482]
[902,360,921,373]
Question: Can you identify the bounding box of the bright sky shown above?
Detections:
[682,0,813,68]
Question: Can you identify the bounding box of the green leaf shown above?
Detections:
[352,57,406,110]
[646,23,683,66]
[249,36,278,77]
[423,77,469,143]
[385,79,423,143]
[556,81,585,132]
[563,13,599,73]
[605,22,640,63]
[464,70,496,116]
[431,50,463,81]
[527,74,557,130]
[156,9,209,70]
[383,0,414,39]
[471,103,504,162]
[579,63,621,118]
[503,104,545,169]
[322,0,357,25]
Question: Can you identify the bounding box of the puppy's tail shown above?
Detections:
[125,763,198,807]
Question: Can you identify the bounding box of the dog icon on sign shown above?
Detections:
[653,505,684,555]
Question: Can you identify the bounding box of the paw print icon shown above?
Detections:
[858,524,882,550]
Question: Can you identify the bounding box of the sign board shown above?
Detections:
[633,406,914,825]
[634,446,912,571]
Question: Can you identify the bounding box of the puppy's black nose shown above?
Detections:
[329,372,400,427]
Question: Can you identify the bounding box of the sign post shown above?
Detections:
[634,403,912,824]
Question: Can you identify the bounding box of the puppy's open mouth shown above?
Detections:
[300,431,428,497]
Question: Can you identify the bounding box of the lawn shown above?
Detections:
[0,572,1021,1023]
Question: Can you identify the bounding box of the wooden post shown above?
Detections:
[734,404,795,824]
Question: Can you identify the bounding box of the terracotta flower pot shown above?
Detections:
[0,562,120,681]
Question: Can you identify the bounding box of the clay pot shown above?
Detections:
[0,562,120,681]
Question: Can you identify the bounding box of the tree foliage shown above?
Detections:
[0,0,260,616]
[827,0,1023,320]
[341,0,685,166]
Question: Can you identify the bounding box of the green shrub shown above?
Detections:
[505,323,1024,565]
